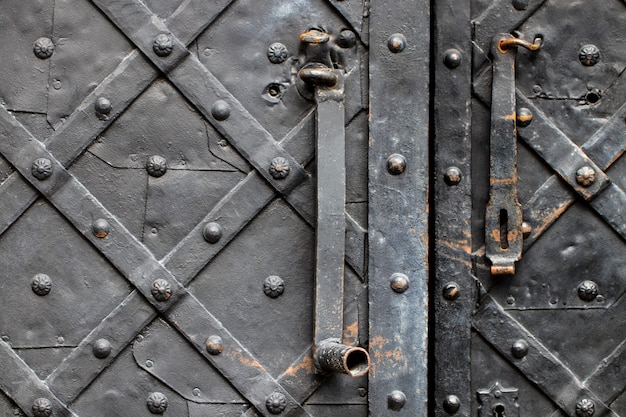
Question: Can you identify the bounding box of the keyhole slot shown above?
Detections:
[493,404,506,417]
[499,209,509,249]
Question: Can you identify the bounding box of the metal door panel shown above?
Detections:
[0,1,429,416]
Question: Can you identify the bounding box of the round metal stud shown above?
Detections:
[575,166,596,187]
[444,167,462,185]
[33,37,54,59]
[442,282,460,300]
[32,398,52,417]
[443,395,460,414]
[389,273,410,293]
[269,157,290,179]
[517,108,533,127]
[443,49,462,69]
[203,222,223,243]
[95,97,112,116]
[32,158,53,180]
[267,43,289,64]
[579,44,600,67]
[211,100,231,121]
[337,30,357,48]
[512,0,530,10]
[153,33,173,57]
[206,335,224,355]
[263,275,285,298]
[93,218,110,238]
[93,338,112,359]
[266,391,287,415]
[146,392,168,414]
[511,339,529,358]
[388,390,407,411]
[578,280,598,302]
[31,273,52,296]
[151,279,172,302]
[576,398,595,417]
[146,155,167,178]
[387,33,407,53]
[386,154,406,175]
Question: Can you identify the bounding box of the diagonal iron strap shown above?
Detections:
[485,34,524,275]
[0,107,310,417]
[90,0,307,196]
[473,292,619,417]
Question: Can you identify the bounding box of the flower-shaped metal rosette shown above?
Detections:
[269,157,290,179]
[576,398,595,417]
[32,158,53,180]
[151,279,172,302]
[146,155,167,177]
[146,392,168,414]
[577,280,598,301]
[153,33,173,57]
[33,37,54,59]
[267,42,289,64]
[263,275,285,298]
[265,391,287,414]
[32,398,53,417]
[31,273,52,296]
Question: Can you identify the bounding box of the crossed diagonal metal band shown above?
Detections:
[0,1,366,416]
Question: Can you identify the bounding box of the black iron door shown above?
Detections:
[435,1,626,417]
[0,1,428,416]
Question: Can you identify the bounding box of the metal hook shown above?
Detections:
[498,36,543,53]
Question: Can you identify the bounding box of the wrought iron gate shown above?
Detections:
[434,1,626,417]
[0,0,427,416]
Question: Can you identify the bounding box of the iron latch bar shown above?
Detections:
[485,33,541,275]
[299,30,370,378]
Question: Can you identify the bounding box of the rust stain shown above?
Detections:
[503,113,517,120]
[282,354,315,377]
[490,177,517,185]
[370,336,386,350]
[409,228,417,234]
[343,321,359,345]
[226,350,267,372]
[489,228,501,243]
[439,239,471,254]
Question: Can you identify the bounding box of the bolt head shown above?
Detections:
[93,338,112,358]
[512,0,530,10]
[443,49,462,68]
[388,390,407,411]
[211,100,231,121]
[443,395,461,414]
[511,339,529,358]
[575,166,596,187]
[338,30,357,48]
[95,97,112,115]
[203,222,223,243]
[387,33,407,53]
[444,167,462,185]
[206,335,224,355]
[390,273,410,293]
[386,154,406,175]
[517,107,533,127]
[93,218,110,238]
[442,282,460,300]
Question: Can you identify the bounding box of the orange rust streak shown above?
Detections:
[439,239,472,254]
[490,178,517,185]
[226,350,267,372]
[503,113,517,120]
[343,321,359,345]
[281,355,315,378]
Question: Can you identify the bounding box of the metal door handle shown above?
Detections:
[485,34,542,275]
[298,30,370,377]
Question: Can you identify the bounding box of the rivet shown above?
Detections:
[386,154,406,175]
[211,100,231,121]
[56,336,65,345]
[443,395,461,414]
[151,279,172,302]
[532,84,542,94]
[269,157,290,179]
[94,97,112,116]
[203,222,223,243]
[146,392,168,414]
[31,273,52,296]
[511,339,529,358]
[267,43,289,64]
[145,359,154,368]
[444,167,462,185]
[93,338,112,359]
[357,387,367,397]
[192,388,201,397]
[206,335,224,355]
[338,30,357,48]
[442,282,460,300]
[153,33,173,57]
[517,108,533,127]
[511,0,530,10]
[263,275,285,298]
[266,392,287,414]
[578,280,598,302]
[387,33,407,53]
[32,398,53,417]
[52,79,62,90]
[576,398,595,417]
[146,155,167,178]
[575,166,596,187]
[33,37,54,59]
[579,45,600,66]
[32,158,53,180]
[92,218,110,238]
[388,390,407,411]
[443,49,462,68]
[390,273,410,293]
